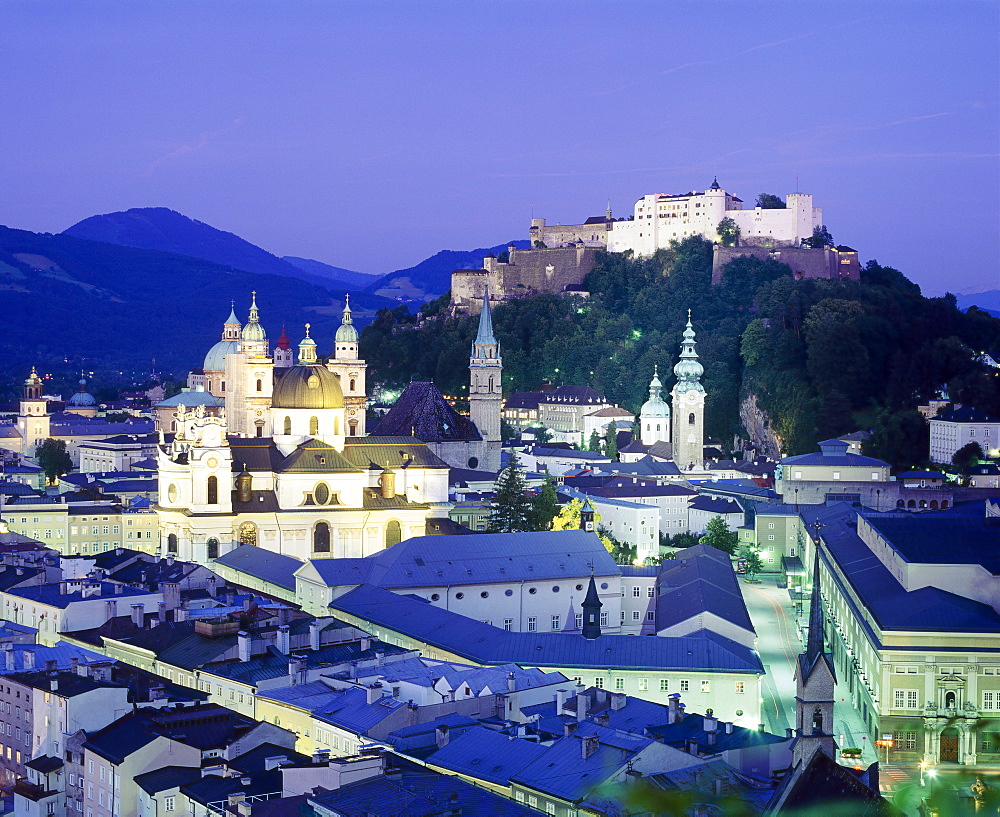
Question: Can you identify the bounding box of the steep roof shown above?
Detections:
[212,545,303,591]
[374,382,482,442]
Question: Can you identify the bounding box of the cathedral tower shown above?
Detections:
[224,292,274,437]
[792,550,838,767]
[273,327,294,369]
[670,311,705,471]
[18,367,49,455]
[640,365,671,446]
[326,295,368,437]
[469,285,502,471]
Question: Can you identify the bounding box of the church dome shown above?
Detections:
[335,322,358,344]
[271,364,344,409]
[640,394,670,418]
[241,321,267,343]
[673,356,704,383]
[68,379,97,407]
[204,339,241,372]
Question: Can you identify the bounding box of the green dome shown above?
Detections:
[335,322,358,343]
[242,321,267,342]
[272,364,344,409]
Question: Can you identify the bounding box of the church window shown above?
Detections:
[349,379,356,392]
[207,476,218,505]
[207,538,219,559]
[811,708,823,733]
[283,416,292,435]
[166,534,178,554]
[309,416,319,436]
[238,522,257,547]
[221,381,226,392]
[314,483,330,505]
[688,413,695,425]
[256,379,262,392]
[656,423,660,432]
[385,520,401,547]
[348,420,358,437]
[313,522,331,553]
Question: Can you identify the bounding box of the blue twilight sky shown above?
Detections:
[2,1,997,295]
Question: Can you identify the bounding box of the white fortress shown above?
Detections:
[598,180,822,256]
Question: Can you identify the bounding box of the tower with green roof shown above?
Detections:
[671,310,705,472]
[327,294,368,437]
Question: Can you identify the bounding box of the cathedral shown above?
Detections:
[155,292,501,563]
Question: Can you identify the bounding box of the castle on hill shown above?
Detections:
[450,180,857,315]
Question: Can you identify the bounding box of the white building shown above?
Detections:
[929,405,1000,463]
[607,180,821,257]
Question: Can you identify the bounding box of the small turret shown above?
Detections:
[236,464,253,503]
[580,498,596,533]
[581,575,602,640]
[274,327,294,369]
[298,324,318,364]
[379,462,396,499]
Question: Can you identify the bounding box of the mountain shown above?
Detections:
[282,256,376,290]
[365,241,532,302]
[0,225,361,381]
[955,289,1000,319]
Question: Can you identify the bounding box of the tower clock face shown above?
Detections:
[206,457,219,469]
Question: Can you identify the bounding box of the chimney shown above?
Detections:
[309,619,322,651]
[288,656,305,686]
[359,635,371,651]
[576,690,589,722]
[593,712,610,727]
[786,727,794,739]
[162,582,181,610]
[243,596,252,612]
[23,650,34,670]
[264,756,288,771]
[50,677,58,692]
[686,737,700,755]
[45,659,57,674]
[758,723,765,733]
[131,604,144,629]
[507,671,516,692]
[725,722,733,734]
[104,599,117,621]
[3,645,12,672]
[667,693,680,724]
[276,625,290,655]
[157,602,167,624]
[610,692,627,711]
[366,683,383,705]
[165,554,174,567]
[206,576,217,597]
[70,657,78,674]
[564,721,578,737]
[174,608,188,623]
[704,709,718,745]
[581,734,599,759]
[237,631,251,663]
[555,689,564,713]
[435,724,450,749]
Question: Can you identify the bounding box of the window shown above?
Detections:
[872,472,881,480]
[768,523,775,529]
[207,538,219,559]
[167,533,178,553]
[515,792,525,803]
[615,678,624,690]
[680,680,689,692]
[832,471,841,480]
[313,522,331,553]
[894,689,919,709]
[385,520,401,548]
[575,614,583,629]
[600,612,608,626]
[308,416,319,435]
[503,619,513,631]
[768,535,775,541]
[632,586,641,597]
[701,680,710,693]
[660,679,669,691]
[735,681,745,694]
[207,475,218,504]
[647,586,654,598]
[638,678,648,691]
[632,611,640,621]
[984,691,998,711]
[594,677,604,688]
[527,617,536,632]
[283,416,292,435]
[893,731,918,750]
[551,615,560,631]
[646,611,654,621]
[164,796,175,811]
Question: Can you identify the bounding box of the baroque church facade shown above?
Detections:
[155,292,501,563]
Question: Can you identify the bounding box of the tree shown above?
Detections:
[534,426,553,445]
[34,438,72,484]
[864,409,929,471]
[803,224,833,248]
[699,516,738,555]
[717,216,740,247]
[486,452,533,532]
[952,441,984,477]
[600,527,636,565]
[755,193,786,209]
[588,430,602,452]
[669,532,701,548]
[528,477,560,531]
[552,498,588,531]
[603,427,619,461]
[740,546,764,582]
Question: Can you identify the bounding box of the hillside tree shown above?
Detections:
[755,193,786,209]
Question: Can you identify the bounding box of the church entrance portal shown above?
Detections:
[940,728,959,763]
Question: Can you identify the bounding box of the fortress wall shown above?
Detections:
[712,245,860,285]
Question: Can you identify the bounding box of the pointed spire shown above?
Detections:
[805,549,825,666]
[581,574,602,640]
[335,294,359,344]
[474,283,497,348]
[673,309,704,392]
[248,291,259,322]
[241,291,267,344]
[343,293,353,324]
[225,300,241,327]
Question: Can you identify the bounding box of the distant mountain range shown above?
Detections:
[955,289,1000,318]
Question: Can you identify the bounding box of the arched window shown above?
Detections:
[167,533,178,554]
[942,500,949,508]
[907,500,916,508]
[488,376,494,392]
[945,691,956,708]
[238,522,257,547]
[207,475,218,505]
[930,500,938,509]
[349,378,356,392]
[334,416,340,435]
[309,416,319,436]
[656,424,660,432]
[207,538,219,559]
[283,416,292,435]
[896,499,905,508]
[171,421,176,431]
[313,522,331,553]
[688,413,695,425]
[256,379,263,392]
[385,520,401,548]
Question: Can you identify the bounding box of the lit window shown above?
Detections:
[735,681,745,694]
[701,680,710,693]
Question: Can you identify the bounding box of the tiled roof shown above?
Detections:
[329,585,763,674]
[374,382,482,442]
[656,545,754,633]
[340,438,450,469]
[279,440,357,473]
[425,725,547,785]
[302,530,618,589]
[212,545,303,591]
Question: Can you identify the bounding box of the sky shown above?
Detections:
[2,1,998,296]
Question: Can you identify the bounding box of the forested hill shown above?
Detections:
[360,238,1000,465]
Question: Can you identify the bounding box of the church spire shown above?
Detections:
[335,294,359,348]
[223,301,241,341]
[805,549,826,669]
[673,310,704,393]
[473,284,498,353]
[581,574,602,640]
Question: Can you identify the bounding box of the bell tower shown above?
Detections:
[327,295,368,437]
[671,311,705,471]
[469,284,502,471]
[18,367,50,455]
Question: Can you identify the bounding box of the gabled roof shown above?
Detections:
[340,437,450,469]
[767,748,890,814]
[934,405,999,424]
[688,496,743,515]
[213,545,303,591]
[279,440,357,473]
[301,529,618,589]
[374,382,483,442]
[425,726,547,785]
[134,766,202,795]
